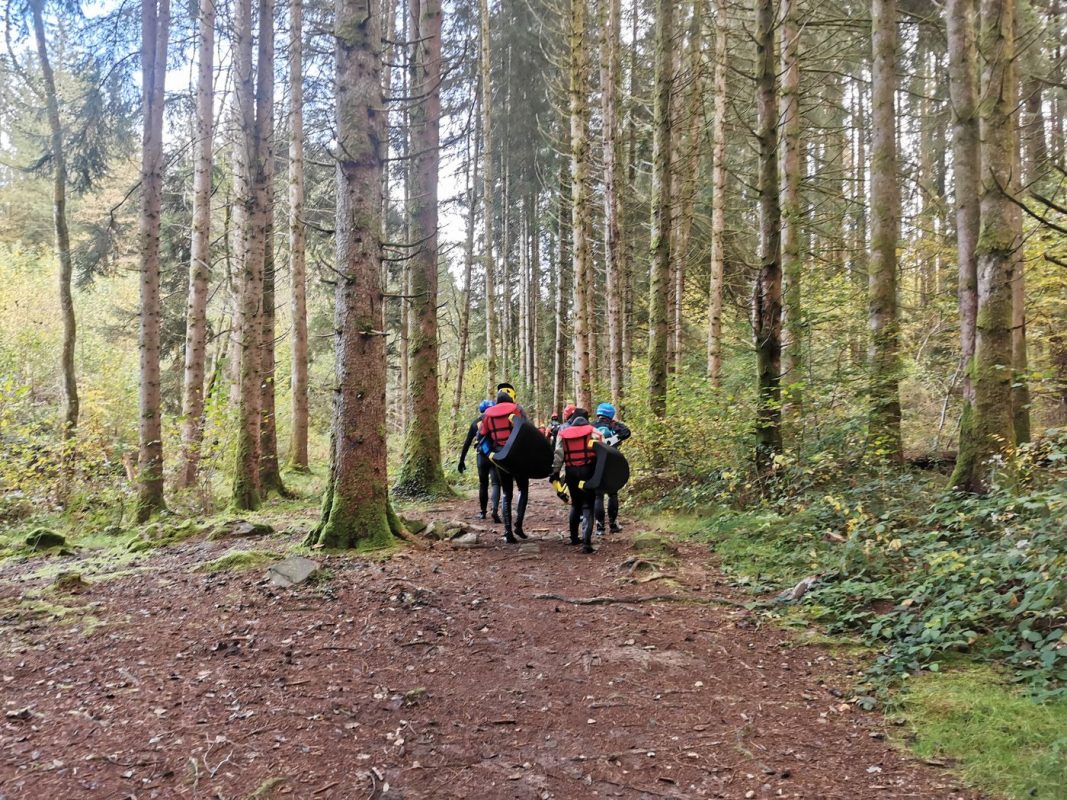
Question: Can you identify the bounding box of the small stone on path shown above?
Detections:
[267,556,320,587]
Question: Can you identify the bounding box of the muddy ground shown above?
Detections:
[0,482,977,799]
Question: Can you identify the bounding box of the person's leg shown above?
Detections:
[594,490,606,533]
[514,476,529,538]
[608,491,621,532]
[565,476,582,543]
[490,464,501,521]
[498,469,517,543]
[578,484,595,553]
[476,455,490,517]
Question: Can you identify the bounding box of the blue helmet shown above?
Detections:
[596,402,616,420]
[479,399,494,413]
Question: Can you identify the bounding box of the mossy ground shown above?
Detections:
[900,666,1067,800]
[194,549,276,573]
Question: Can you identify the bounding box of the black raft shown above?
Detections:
[583,442,630,494]
[490,417,554,479]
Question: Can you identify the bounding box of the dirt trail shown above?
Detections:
[0,481,977,799]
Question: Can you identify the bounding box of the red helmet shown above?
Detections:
[563,403,576,420]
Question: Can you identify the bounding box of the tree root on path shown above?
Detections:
[532,592,747,608]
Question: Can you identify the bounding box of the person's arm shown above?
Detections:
[458,420,478,470]
[551,435,565,478]
[613,420,631,443]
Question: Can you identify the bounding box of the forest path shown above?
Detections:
[0,481,978,800]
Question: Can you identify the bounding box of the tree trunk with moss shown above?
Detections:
[136,0,170,521]
[1009,76,1030,445]
[647,0,673,419]
[308,0,401,549]
[867,0,902,463]
[952,0,1018,493]
[753,0,782,473]
[451,96,479,433]
[552,156,572,414]
[231,0,265,510]
[395,0,450,498]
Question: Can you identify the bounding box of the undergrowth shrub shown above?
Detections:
[654,427,1067,698]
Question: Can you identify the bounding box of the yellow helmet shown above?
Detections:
[497,382,517,402]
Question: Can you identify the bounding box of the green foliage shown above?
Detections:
[902,666,1067,800]
[662,432,1067,698]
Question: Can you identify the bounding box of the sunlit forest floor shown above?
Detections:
[0,480,990,800]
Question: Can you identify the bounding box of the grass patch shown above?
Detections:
[902,665,1067,799]
[195,549,276,574]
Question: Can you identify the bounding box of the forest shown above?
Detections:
[0,0,1065,797]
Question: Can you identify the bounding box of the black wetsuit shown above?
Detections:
[480,404,529,541]
[459,416,500,518]
[593,418,631,531]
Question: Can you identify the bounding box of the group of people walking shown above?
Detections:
[457,383,631,553]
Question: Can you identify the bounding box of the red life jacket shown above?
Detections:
[561,424,596,468]
[482,401,518,447]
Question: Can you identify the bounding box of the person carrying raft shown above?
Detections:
[479,383,530,543]
[457,399,501,523]
[592,402,630,535]
[550,409,604,554]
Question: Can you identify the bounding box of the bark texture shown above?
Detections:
[647,0,673,418]
[478,0,498,390]
[779,0,802,416]
[395,0,450,498]
[952,0,1019,492]
[947,0,980,405]
[706,0,727,383]
[288,0,310,470]
[753,0,782,472]
[308,0,399,548]
[136,0,171,521]
[868,0,902,462]
[570,0,593,411]
[600,0,625,408]
[29,0,78,439]
[178,0,216,489]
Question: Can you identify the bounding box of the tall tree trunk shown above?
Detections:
[395,0,449,497]
[288,0,309,470]
[451,92,480,432]
[177,0,215,489]
[753,0,782,472]
[849,77,869,366]
[647,0,673,418]
[570,0,593,410]
[952,0,1019,492]
[868,0,902,462]
[136,0,171,520]
[706,0,727,383]
[257,0,285,496]
[779,0,802,418]
[231,0,265,509]
[553,157,571,414]
[29,0,78,439]
[308,0,400,547]
[478,0,498,391]
[673,0,705,376]
[600,0,624,406]
[948,0,980,406]
[398,0,416,431]
[1009,73,1030,444]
